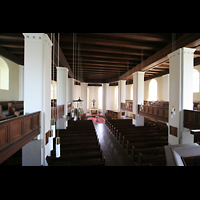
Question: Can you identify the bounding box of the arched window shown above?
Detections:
[98,87,102,109]
[0,57,9,90]
[114,86,118,110]
[149,79,157,101]
[193,69,199,93]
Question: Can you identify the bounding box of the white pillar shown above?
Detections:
[81,82,88,114]
[19,65,24,101]
[22,33,52,166]
[162,74,169,101]
[56,67,68,129]
[133,71,145,126]
[168,47,195,145]
[118,80,126,118]
[102,83,109,117]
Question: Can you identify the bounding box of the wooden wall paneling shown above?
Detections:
[0,111,41,164]
[138,105,168,122]
[158,107,163,117]
[170,125,178,137]
[183,110,200,129]
[149,107,153,114]
[11,119,22,143]
[24,115,32,135]
[0,123,9,151]
[31,112,40,130]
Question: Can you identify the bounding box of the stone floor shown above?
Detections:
[94,123,136,166]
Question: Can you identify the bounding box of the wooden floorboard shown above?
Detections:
[94,123,135,166]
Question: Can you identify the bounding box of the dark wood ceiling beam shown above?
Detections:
[0,40,24,48]
[0,33,23,40]
[76,66,127,71]
[76,69,126,73]
[63,50,144,61]
[75,62,132,68]
[149,68,165,72]
[144,69,169,81]
[67,57,138,65]
[120,33,200,81]
[61,44,153,57]
[48,34,75,80]
[0,46,23,65]
[91,33,171,42]
[61,35,161,50]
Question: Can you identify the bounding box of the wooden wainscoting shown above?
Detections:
[0,111,40,164]
[184,109,200,129]
[138,105,168,122]
[51,105,64,122]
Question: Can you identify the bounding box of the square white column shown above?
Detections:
[162,74,169,101]
[56,67,68,129]
[102,83,109,117]
[118,80,126,118]
[168,47,196,145]
[22,33,52,166]
[81,82,88,114]
[132,71,145,126]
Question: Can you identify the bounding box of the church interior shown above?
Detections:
[0,33,200,166]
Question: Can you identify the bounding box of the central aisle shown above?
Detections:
[94,123,135,166]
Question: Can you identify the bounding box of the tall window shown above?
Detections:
[0,57,9,90]
[98,87,102,109]
[193,69,199,93]
[114,86,118,110]
[149,79,157,101]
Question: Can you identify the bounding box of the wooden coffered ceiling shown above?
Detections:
[1,33,200,84]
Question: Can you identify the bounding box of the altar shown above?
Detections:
[90,99,98,115]
[90,108,98,115]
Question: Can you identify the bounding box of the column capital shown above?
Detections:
[81,82,88,86]
[23,33,52,47]
[56,67,69,72]
[19,65,24,69]
[118,80,126,83]
[133,71,145,76]
[162,74,169,78]
[168,47,196,59]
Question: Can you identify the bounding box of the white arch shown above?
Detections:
[0,57,9,90]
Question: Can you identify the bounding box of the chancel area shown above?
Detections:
[1,33,200,166]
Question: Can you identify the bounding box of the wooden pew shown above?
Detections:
[131,146,165,161]
[47,119,105,166]
[124,135,168,152]
[137,153,166,166]
[46,151,104,166]
[107,118,168,166]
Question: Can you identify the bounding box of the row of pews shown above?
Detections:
[0,101,24,121]
[105,119,168,166]
[46,120,105,166]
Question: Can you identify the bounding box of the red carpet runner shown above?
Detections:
[87,116,105,124]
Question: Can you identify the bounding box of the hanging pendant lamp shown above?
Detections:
[56,137,60,158]
[48,129,54,155]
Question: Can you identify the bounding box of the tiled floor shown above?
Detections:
[94,123,136,166]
